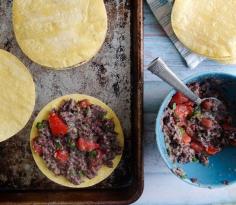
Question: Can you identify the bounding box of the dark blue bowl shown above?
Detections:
[156,72,236,188]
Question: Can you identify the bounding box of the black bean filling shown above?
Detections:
[163,79,236,165]
[33,99,122,185]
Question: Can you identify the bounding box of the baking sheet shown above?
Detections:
[0,0,133,190]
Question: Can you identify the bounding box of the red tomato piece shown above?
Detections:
[174,104,193,121]
[205,146,220,155]
[77,138,100,152]
[171,92,189,104]
[177,120,187,127]
[79,99,91,109]
[54,150,69,162]
[201,118,213,129]
[49,112,68,137]
[182,133,191,144]
[33,141,43,155]
[201,100,213,110]
[190,142,204,153]
[184,101,194,107]
[77,138,87,151]
[187,105,194,115]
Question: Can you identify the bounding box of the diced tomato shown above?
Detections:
[191,142,220,156]
[48,112,68,137]
[190,142,204,153]
[182,133,191,144]
[79,99,91,109]
[54,150,69,162]
[174,104,193,121]
[201,100,213,110]
[187,105,194,114]
[77,138,100,152]
[223,123,236,132]
[177,120,187,127]
[33,141,43,155]
[184,101,194,107]
[171,92,189,104]
[201,118,213,129]
[205,146,220,155]
[77,138,87,151]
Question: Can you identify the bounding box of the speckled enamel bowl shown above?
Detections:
[156,72,236,188]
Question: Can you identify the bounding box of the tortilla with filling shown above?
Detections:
[30,94,124,188]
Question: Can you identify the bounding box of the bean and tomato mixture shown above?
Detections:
[32,99,122,185]
[163,79,236,165]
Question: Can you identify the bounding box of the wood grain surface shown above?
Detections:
[135,2,236,205]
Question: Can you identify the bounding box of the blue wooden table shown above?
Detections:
[135,2,236,204]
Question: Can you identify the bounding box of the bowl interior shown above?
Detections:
[156,72,236,188]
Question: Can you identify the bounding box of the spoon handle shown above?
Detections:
[147,57,202,105]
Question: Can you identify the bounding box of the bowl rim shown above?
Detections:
[156,71,236,188]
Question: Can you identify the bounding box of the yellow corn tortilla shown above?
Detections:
[13,0,107,69]
[0,49,35,142]
[217,58,236,65]
[203,55,236,64]
[171,0,236,60]
[30,94,124,188]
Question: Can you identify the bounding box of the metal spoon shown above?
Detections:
[147,57,223,108]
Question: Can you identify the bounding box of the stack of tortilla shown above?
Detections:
[171,0,236,64]
[0,49,35,142]
[12,0,108,69]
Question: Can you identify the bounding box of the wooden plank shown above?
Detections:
[143,113,169,173]
[137,173,236,205]
[138,1,236,204]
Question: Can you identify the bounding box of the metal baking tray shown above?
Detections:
[0,0,143,204]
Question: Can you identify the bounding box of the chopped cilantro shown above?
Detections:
[193,111,201,117]
[179,127,185,135]
[192,106,201,117]
[192,157,199,163]
[70,142,76,149]
[79,170,85,177]
[66,137,71,144]
[83,109,89,116]
[172,103,177,110]
[173,112,179,120]
[55,140,62,149]
[89,150,97,158]
[167,149,170,155]
[36,122,44,129]
[66,137,76,149]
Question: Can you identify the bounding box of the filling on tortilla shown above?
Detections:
[32,99,122,185]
